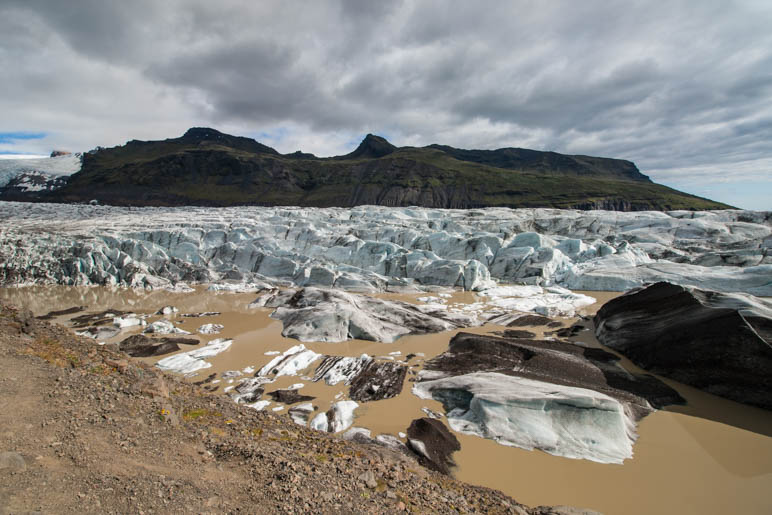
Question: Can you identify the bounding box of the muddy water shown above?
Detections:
[2,285,771,515]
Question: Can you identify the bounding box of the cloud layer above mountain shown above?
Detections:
[1,0,770,208]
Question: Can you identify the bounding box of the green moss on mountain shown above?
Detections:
[52,128,732,211]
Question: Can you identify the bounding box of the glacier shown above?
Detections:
[0,202,768,295]
[0,154,81,188]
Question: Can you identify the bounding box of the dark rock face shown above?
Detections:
[595,281,772,410]
[348,361,407,402]
[118,334,199,357]
[267,389,315,404]
[339,134,397,160]
[423,332,683,413]
[406,418,461,475]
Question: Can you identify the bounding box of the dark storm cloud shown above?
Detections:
[1,0,770,200]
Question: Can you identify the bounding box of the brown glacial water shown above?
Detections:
[1,285,770,515]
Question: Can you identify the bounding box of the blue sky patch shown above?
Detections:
[0,131,47,144]
[253,128,289,144]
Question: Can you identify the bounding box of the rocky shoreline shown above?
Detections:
[0,301,598,514]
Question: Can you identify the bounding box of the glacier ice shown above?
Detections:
[0,202,769,296]
[257,344,322,378]
[413,372,637,464]
[479,284,596,317]
[197,323,224,334]
[143,319,190,335]
[155,338,233,374]
[310,400,359,433]
[256,287,480,343]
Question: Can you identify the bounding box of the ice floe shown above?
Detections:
[155,338,233,374]
[288,402,314,426]
[414,372,637,464]
[197,323,224,334]
[143,319,190,335]
[309,400,359,433]
[112,315,147,328]
[312,355,373,385]
[255,287,480,343]
[479,285,596,317]
[257,344,322,378]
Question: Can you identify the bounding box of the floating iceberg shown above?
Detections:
[155,338,233,374]
[197,323,224,334]
[257,344,322,378]
[414,372,637,464]
[257,287,480,343]
[143,319,190,335]
[310,400,359,433]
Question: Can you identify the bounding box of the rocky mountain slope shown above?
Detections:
[0,301,595,514]
[44,128,728,210]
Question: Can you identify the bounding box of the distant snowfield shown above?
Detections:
[0,202,770,296]
[0,154,81,187]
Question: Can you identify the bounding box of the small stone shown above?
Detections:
[104,358,128,374]
[358,469,378,489]
[102,342,120,352]
[0,451,27,472]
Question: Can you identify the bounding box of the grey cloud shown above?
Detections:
[0,0,770,202]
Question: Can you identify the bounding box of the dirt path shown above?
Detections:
[0,302,594,515]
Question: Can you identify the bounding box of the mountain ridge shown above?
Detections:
[25,128,731,210]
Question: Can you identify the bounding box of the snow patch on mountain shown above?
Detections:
[0,154,81,187]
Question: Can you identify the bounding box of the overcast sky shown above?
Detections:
[1,1,770,209]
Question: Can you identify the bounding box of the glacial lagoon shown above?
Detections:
[2,284,770,515]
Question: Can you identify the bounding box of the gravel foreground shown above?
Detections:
[0,302,598,515]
